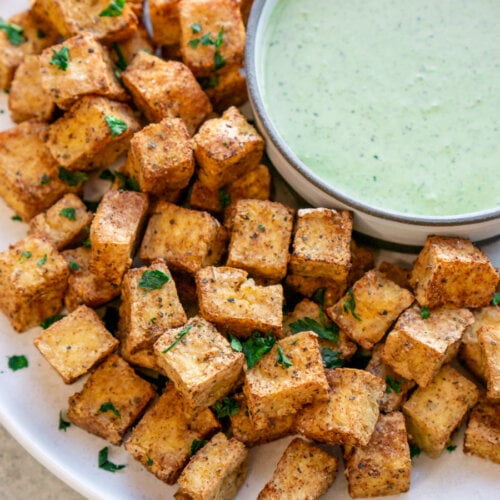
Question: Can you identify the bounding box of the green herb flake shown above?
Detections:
[213,50,226,71]
[218,187,231,209]
[58,167,88,186]
[105,115,128,137]
[40,173,52,185]
[276,345,292,368]
[112,42,127,71]
[343,288,361,321]
[59,207,77,221]
[385,375,402,394]
[8,354,28,371]
[257,224,265,232]
[213,396,241,418]
[50,46,70,71]
[410,444,421,459]
[191,23,202,34]
[0,19,26,46]
[40,314,65,329]
[190,439,208,456]
[98,447,126,472]
[321,347,343,369]
[37,254,47,266]
[99,0,126,17]
[20,251,32,262]
[229,334,242,352]
[114,171,140,191]
[99,402,121,418]
[311,287,326,306]
[241,331,276,369]
[199,74,220,90]
[11,215,22,221]
[188,38,200,49]
[146,457,154,466]
[446,444,457,452]
[491,292,500,306]
[420,306,431,319]
[162,325,193,353]
[289,316,339,343]
[59,411,71,431]
[82,238,91,248]
[200,33,213,46]
[139,269,170,290]
[68,261,80,271]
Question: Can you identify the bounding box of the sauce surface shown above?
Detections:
[260,0,500,216]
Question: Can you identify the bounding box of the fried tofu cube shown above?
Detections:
[150,0,181,46]
[67,354,155,445]
[382,305,474,387]
[194,106,265,189]
[402,364,479,458]
[119,260,187,354]
[39,33,127,110]
[125,118,194,194]
[125,383,220,484]
[327,270,414,350]
[202,66,248,113]
[89,189,149,286]
[175,432,248,500]
[478,325,500,401]
[0,235,69,332]
[120,342,165,373]
[285,274,347,308]
[243,331,329,429]
[154,315,244,408]
[34,305,118,383]
[28,194,93,251]
[410,236,500,308]
[61,247,120,311]
[0,30,24,91]
[344,412,411,498]
[139,201,227,274]
[196,266,283,338]
[46,96,141,172]
[226,199,294,283]
[463,400,500,464]
[122,52,212,135]
[290,208,352,285]
[258,437,338,500]
[0,120,83,221]
[294,368,385,447]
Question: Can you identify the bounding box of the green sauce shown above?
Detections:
[260,0,500,216]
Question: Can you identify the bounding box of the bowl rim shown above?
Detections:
[245,0,500,228]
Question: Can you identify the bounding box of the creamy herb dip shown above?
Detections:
[260,0,500,216]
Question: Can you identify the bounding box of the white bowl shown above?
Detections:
[245,0,500,246]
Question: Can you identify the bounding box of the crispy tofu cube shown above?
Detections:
[28,194,93,251]
[290,208,352,285]
[0,31,24,91]
[294,368,385,447]
[125,383,220,484]
[67,354,155,445]
[463,400,500,464]
[194,106,265,189]
[478,325,500,401]
[110,23,155,68]
[120,342,165,373]
[139,201,227,274]
[39,33,127,110]
[0,120,83,221]
[119,260,187,354]
[243,331,329,429]
[122,52,212,135]
[402,364,479,458]
[150,0,181,46]
[285,274,347,308]
[0,235,69,332]
[226,199,294,283]
[154,315,244,408]
[46,96,141,172]
[410,236,500,308]
[196,266,283,338]
[201,66,248,113]
[125,118,195,194]
[382,305,474,387]
[34,305,118,383]
[178,0,246,78]
[258,437,338,500]
[344,412,411,498]
[8,55,55,123]
[327,270,415,350]
[89,189,149,285]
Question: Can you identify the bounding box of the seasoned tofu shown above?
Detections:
[196,266,283,338]
[122,52,212,135]
[344,412,411,498]
[89,189,149,285]
[46,96,141,172]
[347,241,375,286]
[410,236,500,308]
[378,261,412,291]
[0,120,83,221]
[125,383,220,484]
[327,270,414,350]
[194,106,265,189]
[110,23,155,69]
[67,354,155,445]
[243,331,329,430]
[285,274,347,308]
[402,364,479,458]
[294,368,385,447]
[140,201,227,274]
[226,199,294,283]
[150,0,181,46]
[477,325,500,401]
[34,305,118,384]
[382,305,474,387]
[0,235,69,332]
[175,433,248,500]
[202,66,248,113]
[258,437,338,500]
[119,260,187,354]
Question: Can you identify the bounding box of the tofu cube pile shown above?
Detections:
[0,1,499,498]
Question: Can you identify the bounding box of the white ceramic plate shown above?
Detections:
[0,2,499,499]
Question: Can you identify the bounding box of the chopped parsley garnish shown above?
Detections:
[410,444,421,459]
[69,261,81,271]
[99,0,126,17]
[40,173,52,185]
[0,19,26,46]
[146,457,154,466]
[229,334,242,352]
[213,50,226,71]
[8,354,28,371]
[82,238,91,248]
[321,348,343,369]
[105,115,128,137]
[199,74,220,90]
[420,306,431,319]
[239,331,276,369]
[112,42,127,71]
[162,325,193,353]
[188,26,226,71]
[190,439,207,456]
[98,447,126,472]
[218,187,231,209]
[311,287,326,306]
[50,46,70,71]
[150,317,157,324]
[58,167,88,186]
[343,288,361,321]
[20,251,32,262]
[114,171,140,191]
[37,254,47,266]
[11,215,22,221]
[138,269,170,290]
[289,316,339,343]
[191,23,202,34]
[385,375,402,394]
[40,314,65,329]
[446,444,457,452]
[59,411,71,431]
[213,396,241,418]
[59,207,76,221]
[188,38,200,49]
[257,224,265,232]
[276,345,292,368]
[491,292,500,306]
[99,402,121,418]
